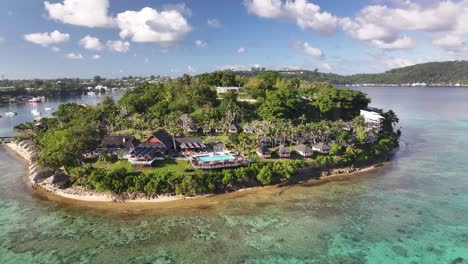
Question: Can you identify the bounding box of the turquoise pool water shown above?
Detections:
[0,86,467,263]
[198,154,235,162]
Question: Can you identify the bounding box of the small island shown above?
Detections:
[10,71,400,202]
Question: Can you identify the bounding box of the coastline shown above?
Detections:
[3,142,387,204]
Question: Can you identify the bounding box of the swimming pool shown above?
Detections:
[197,155,235,162]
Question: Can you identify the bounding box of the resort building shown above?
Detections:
[243,124,255,134]
[95,135,140,159]
[257,146,272,159]
[139,130,175,152]
[312,142,331,154]
[360,110,384,131]
[128,130,173,166]
[174,137,207,156]
[213,127,224,134]
[216,86,241,94]
[295,144,313,158]
[228,124,239,134]
[276,145,291,159]
[128,147,164,166]
[211,142,225,152]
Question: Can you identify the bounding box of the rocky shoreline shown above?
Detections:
[4,141,385,204]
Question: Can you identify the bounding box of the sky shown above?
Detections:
[1,0,468,79]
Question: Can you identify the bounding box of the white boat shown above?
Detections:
[45,107,54,111]
[31,109,41,116]
[4,111,17,117]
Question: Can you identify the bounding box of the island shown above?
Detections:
[8,71,400,202]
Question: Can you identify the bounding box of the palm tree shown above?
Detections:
[383,110,399,132]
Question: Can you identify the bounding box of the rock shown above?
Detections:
[451,257,465,264]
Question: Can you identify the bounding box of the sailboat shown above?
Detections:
[44,98,54,111]
[31,103,41,116]
[4,101,18,116]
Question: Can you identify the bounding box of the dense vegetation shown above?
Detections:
[16,72,400,196]
[236,60,468,85]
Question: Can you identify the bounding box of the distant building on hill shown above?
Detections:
[216,87,241,94]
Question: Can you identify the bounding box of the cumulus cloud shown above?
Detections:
[244,0,339,34]
[116,7,191,45]
[207,18,222,28]
[106,40,131,53]
[432,34,465,51]
[237,47,247,53]
[79,35,104,51]
[163,3,192,17]
[370,36,414,49]
[291,41,323,58]
[51,46,61,52]
[195,40,207,47]
[24,30,70,47]
[92,54,101,60]
[341,1,468,50]
[65,53,83,59]
[44,0,114,28]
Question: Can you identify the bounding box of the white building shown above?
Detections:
[216,87,241,94]
[360,110,384,131]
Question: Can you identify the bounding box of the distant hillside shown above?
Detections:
[234,61,468,85]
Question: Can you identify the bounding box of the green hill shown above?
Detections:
[234,61,468,85]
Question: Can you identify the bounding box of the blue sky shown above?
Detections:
[1,0,467,79]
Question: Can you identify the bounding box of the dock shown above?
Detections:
[0,137,14,144]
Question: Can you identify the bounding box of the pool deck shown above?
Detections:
[190,152,250,170]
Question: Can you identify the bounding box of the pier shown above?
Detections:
[0,137,14,144]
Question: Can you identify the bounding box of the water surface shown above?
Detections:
[1,87,467,263]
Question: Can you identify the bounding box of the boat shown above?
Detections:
[44,98,54,111]
[4,111,17,116]
[4,101,18,116]
[26,96,46,103]
[31,109,41,116]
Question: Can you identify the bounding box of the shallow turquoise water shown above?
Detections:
[1,87,467,263]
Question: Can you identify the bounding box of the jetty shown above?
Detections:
[0,136,14,144]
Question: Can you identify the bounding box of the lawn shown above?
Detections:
[95,158,195,176]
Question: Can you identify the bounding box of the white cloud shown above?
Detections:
[163,3,192,17]
[79,35,104,51]
[116,7,191,45]
[188,65,196,72]
[106,40,130,53]
[65,53,83,59]
[92,54,101,60]
[370,36,414,49]
[432,34,465,51]
[237,47,247,53]
[291,41,323,58]
[195,40,207,47]
[24,30,70,47]
[244,0,339,34]
[51,46,61,52]
[207,18,222,28]
[44,0,114,28]
[341,1,468,50]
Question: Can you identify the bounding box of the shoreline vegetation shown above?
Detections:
[4,142,389,204]
[11,72,401,204]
